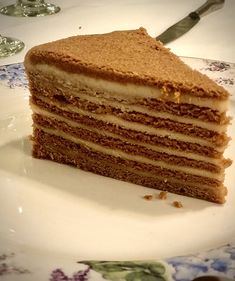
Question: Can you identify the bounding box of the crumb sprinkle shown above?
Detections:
[158,191,168,200]
[142,194,153,201]
[142,193,184,208]
[172,201,183,208]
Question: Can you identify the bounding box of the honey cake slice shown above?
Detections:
[24,27,232,203]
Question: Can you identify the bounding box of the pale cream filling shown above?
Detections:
[35,125,224,181]
[32,105,223,165]
[27,63,229,112]
[32,96,223,149]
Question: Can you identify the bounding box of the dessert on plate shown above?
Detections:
[24,27,232,204]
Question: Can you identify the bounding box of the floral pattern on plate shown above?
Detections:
[0,253,30,278]
[1,243,235,280]
[50,267,90,281]
[48,243,235,281]
[167,243,235,281]
[0,63,28,89]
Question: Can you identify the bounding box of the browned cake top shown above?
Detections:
[25,27,229,99]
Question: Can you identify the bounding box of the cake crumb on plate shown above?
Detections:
[172,201,183,208]
[142,194,153,201]
[158,191,168,200]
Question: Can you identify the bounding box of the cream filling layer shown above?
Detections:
[35,125,224,181]
[32,105,223,165]
[32,97,223,149]
[27,62,229,112]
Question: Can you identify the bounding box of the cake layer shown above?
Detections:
[26,63,230,114]
[31,103,223,159]
[33,113,230,174]
[29,80,229,130]
[31,96,229,149]
[33,112,227,165]
[31,93,228,145]
[24,28,229,102]
[33,129,223,185]
[32,129,227,203]
[35,126,225,180]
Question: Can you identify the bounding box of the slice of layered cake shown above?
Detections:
[24,27,232,203]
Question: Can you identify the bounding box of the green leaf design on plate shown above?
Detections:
[126,271,165,281]
[80,261,168,281]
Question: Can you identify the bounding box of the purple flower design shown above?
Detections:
[215,77,234,86]
[203,61,231,72]
[50,266,90,281]
[0,63,28,89]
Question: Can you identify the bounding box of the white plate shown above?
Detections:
[0,58,234,281]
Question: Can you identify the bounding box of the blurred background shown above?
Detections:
[0,0,234,64]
